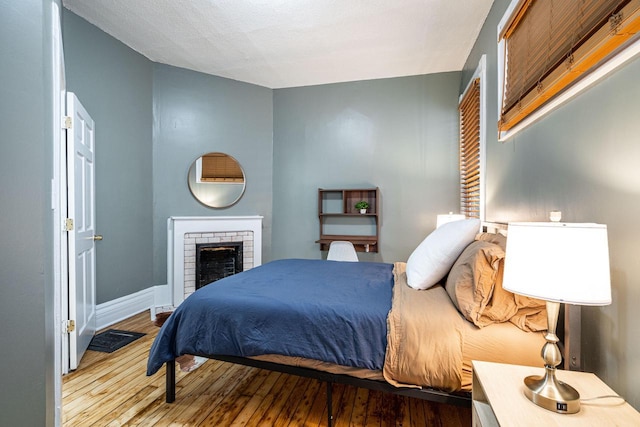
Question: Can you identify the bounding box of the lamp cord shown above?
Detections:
[580,395,626,406]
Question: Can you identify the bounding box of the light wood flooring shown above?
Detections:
[62,311,471,426]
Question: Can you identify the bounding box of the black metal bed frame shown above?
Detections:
[164,354,471,426]
[162,310,580,426]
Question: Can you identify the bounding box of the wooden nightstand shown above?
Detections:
[472,361,640,426]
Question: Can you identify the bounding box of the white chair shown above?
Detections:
[327,241,359,262]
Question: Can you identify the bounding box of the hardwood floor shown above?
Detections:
[62,311,471,426]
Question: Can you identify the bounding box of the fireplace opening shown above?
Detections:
[196,242,243,289]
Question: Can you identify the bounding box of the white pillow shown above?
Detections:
[406,218,481,290]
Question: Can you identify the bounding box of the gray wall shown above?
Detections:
[62,9,154,303]
[272,74,461,263]
[462,0,640,408]
[61,13,274,295]
[152,64,274,285]
[0,0,57,425]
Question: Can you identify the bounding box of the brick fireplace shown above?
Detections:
[167,216,263,306]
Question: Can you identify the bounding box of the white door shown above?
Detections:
[66,92,97,370]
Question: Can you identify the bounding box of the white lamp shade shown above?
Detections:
[436,213,466,228]
[503,222,611,305]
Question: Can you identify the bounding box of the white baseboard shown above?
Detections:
[95,284,174,329]
[96,287,155,330]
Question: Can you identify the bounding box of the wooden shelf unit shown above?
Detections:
[317,188,380,253]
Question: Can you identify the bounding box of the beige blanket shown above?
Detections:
[383,262,465,392]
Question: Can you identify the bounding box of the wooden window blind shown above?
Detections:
[459,78,481,219]
[499,0,640,133]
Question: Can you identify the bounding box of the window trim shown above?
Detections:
[459,55,486,222]
[497,0,640,142]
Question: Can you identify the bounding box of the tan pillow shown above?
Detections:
[492,261,547,331]
[445,241,504,325]
[446,239,548,331]
[509,305,548,332]
[477,260,519,326]
[475,232,507,250]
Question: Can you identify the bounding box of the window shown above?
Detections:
[459,56,486,221]
[498,0,640,140]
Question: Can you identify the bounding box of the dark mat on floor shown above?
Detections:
[88,329,145,353]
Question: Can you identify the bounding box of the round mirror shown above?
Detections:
[187,152,246,208]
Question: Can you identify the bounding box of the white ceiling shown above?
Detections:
[62,0,494,89]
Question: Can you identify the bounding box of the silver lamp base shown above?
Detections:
[522,301,581,414]
[523,368,580,414]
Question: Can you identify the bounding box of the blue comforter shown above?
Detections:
[147,259,394,375]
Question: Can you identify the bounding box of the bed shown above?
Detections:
[147,221,578,425]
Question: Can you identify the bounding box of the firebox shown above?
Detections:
[195,242,243,289]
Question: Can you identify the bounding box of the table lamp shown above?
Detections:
[502,222,611,414]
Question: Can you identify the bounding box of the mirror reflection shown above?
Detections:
[187,152,246,208]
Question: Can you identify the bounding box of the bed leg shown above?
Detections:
[326,381,333,427]
[166,360,175,403]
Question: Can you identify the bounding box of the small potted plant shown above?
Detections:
[355,200,370,214]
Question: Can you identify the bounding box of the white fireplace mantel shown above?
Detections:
[167,216,263,306]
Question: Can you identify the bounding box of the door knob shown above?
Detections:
[93,234,103,241]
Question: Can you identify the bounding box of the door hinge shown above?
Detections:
[64,218,74,231]
[63,320,76,333]
[62,116,72,129]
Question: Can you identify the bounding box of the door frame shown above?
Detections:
[52,1,66,425]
